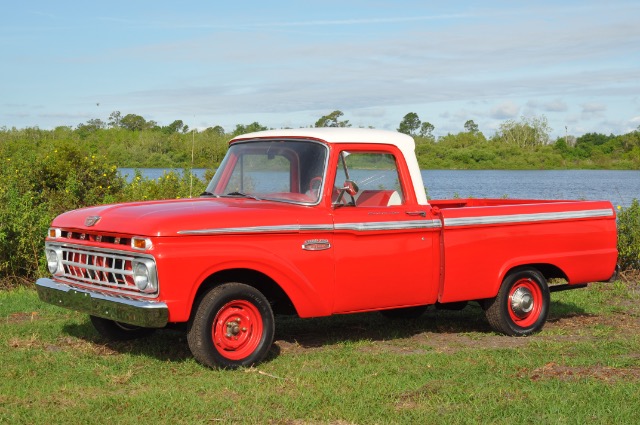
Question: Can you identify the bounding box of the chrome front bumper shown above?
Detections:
[35,278,169,328]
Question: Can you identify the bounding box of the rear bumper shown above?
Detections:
[605,264,621,282]
[35,278,169,328]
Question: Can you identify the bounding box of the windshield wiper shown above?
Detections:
[222,191,262,200]
[200,191,220,198]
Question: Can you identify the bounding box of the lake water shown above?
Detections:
[119,168,639,208]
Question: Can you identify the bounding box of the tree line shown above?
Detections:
[1,109,639,170]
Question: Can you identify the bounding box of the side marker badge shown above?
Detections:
[302,239,331,251]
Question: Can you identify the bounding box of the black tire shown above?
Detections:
[380,305,428,320]
[187,282,275,369]
[90,315,156,340]
[485,267,550,336]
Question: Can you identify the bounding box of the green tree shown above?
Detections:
[232,122,268,137]
[108,111,122,128]
[205,125,225,136]
[120,114,148,131]
[163,120,189,134]
[493,115,551,148]
[76,119,106,138]
[464,120,479,133]
[419,122,435,139]
[315,110,351,128]
[398,112,421,136]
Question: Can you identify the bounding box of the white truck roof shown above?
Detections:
[235,128,429,205]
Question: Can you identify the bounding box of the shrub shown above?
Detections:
[117,170,207,203]
[617,199,640,271]
[0,141,125,281]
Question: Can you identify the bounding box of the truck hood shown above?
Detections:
[51,198,323,237]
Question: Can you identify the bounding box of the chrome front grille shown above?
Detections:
[47,242,157,298]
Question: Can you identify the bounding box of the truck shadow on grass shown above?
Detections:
[60,299,590,364]
[62,321,195,363]
[272,300,590,350]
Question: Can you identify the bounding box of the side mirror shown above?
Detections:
[343,180,359,196]
[334,180,359,205]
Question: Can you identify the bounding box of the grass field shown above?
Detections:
[2,276,639,424]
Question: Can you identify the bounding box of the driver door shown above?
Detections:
[330,148,439,313]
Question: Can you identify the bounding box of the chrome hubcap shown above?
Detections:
[510,287,534,318]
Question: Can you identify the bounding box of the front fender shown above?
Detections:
[153,235,334,322]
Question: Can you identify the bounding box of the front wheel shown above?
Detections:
[187,283,275,369]
[484,267,550,336]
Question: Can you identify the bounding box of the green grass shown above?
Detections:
[2,280,639,424]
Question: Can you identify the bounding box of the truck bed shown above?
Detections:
[429,198,618,304]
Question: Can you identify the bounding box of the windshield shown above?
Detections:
[204,139,328,204]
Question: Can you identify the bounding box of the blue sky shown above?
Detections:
[2,0,639,138]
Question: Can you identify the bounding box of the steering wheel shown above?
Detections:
[308,176,323,199]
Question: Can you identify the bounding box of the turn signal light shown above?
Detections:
[131,237,152,250]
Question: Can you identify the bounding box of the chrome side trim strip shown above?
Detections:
[178,224,333,235]
[334,220,442,232]
[444,208,614,227]
[299,224,336,231]
[177,209,612,235]
[179,220,441,235]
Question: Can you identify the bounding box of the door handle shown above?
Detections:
[405,211,426,217]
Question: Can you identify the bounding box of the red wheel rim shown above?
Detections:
[212,300,263,361]
[507,278,543,328]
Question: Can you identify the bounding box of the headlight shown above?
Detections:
[133,260,157,293]
[46,249,60,275]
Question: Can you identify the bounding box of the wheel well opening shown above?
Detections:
[193,268,298,317]
[509,263,568,283]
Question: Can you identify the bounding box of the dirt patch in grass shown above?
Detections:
[525,362,640,382]
[9,334,119,356]
[5,311,40,324]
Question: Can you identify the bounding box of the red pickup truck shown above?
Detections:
[36,128,618,368]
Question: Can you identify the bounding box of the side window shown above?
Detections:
[334,151,404,207]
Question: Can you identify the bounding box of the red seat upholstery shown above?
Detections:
[356,190,397,207]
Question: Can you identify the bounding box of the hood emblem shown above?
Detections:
[85,216,101,227]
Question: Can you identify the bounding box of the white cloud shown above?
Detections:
[490,101,520,119]
[581,102,607,120]
[582,103,607,113]
[544,99,569,112]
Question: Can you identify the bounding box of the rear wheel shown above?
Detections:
[187,283,275,369]
[90,315,156,340]
[485,267,550,336]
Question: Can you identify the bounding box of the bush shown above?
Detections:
[617,199,640,271]
[117,170,207,203]
[0,141,125,281]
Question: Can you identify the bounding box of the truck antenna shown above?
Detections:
[190,119,195,198]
